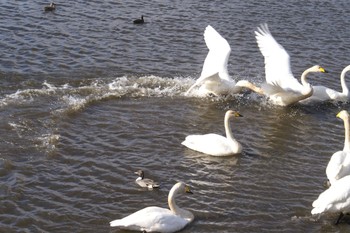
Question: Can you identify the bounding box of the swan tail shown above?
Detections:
[110,219,123,227]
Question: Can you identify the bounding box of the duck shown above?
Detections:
[326,110,350,185]
[110,182,194,232]
[304,65,350,102]
[255,24,328,106]
[311,175,350,224]
[182,110,243,156]
[133,15,144,24]
[135,170,160,189]
[44,2,56,11]
[185,25,262,97]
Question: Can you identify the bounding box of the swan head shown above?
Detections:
[172,182,193,195]
[337,110,349,120]
[226,110,243,119]
[134,170,145,179]
[309,65,328,73]
[342,65,350,74]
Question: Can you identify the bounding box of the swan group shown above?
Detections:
[109,23,350,230]
[110,182,194,232]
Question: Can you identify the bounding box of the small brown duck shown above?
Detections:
[134,170,159,189]
[44,3,56,12]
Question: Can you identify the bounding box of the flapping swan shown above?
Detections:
[311,175,350,224]
[326,110,350,185]
[110,182,194,232]
[182,110,242,156]
[305,65,350,102]
[135,170,160,189]
[255,24,328,106]
[185,25,262,97]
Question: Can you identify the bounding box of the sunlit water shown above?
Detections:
[1,0,350,232]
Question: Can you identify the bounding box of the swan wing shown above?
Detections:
[110,206,188,232]
[200,25,232,82]
[326,151,350,185]
[312,176,350,215]
[182,133,237,156]
[255,24,303,92]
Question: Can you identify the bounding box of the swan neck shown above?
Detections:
[300,69,311,86]
[224,114,235,141]
[168,185,194,222]
[340,68,349,96]
[343,116,350,151]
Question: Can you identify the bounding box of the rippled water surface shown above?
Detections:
[1,0,350,232]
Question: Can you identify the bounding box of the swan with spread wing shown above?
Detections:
[186,25,262,97]
[255,24,328,106]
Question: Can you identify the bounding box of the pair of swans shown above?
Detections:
[110,182,194,233]
[311,110,350,224]
[188,24,349,106]
[182,110,242,156]
[135,170,160,189]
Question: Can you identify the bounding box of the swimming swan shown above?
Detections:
[181,110,243,156]
[305,65,350,102]
[326,110,350,185]
[135,170,160,189]
[311,175,350,224]
[255,24,328,106]
[185,25,262,97]
[110,182,194,232]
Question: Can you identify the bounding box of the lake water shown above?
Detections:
[1,0,350,232]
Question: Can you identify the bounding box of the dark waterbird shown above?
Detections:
[133,15,144,24]
[44,2,56,11]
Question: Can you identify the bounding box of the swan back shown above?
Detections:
[312,175,350,215]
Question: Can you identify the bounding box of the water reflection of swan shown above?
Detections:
[110,182,194,232]
[186,25,262,97]
[305,65,350,102]
[135,170,160,189]
[182,110,243,156]
[255,24,328,106]
[326,110,350,185]
[311,175,350,224]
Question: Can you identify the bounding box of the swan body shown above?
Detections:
[255,24,328,106]
[326,110,350,185]
[182,110,242,156]
[186,25,262,97]
[110,182,194,233]
[311,175,350,224]
[305,65,350,102]
[135,170,160,189]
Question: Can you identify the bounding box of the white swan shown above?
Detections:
[305,65,350,102]
[185,25,262,97]
[181,110,242,156]
[255,24,328,106]
[135,170,160,189]
[311,175,350,224]
[326,110,350,185]
[110,182,194,233]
